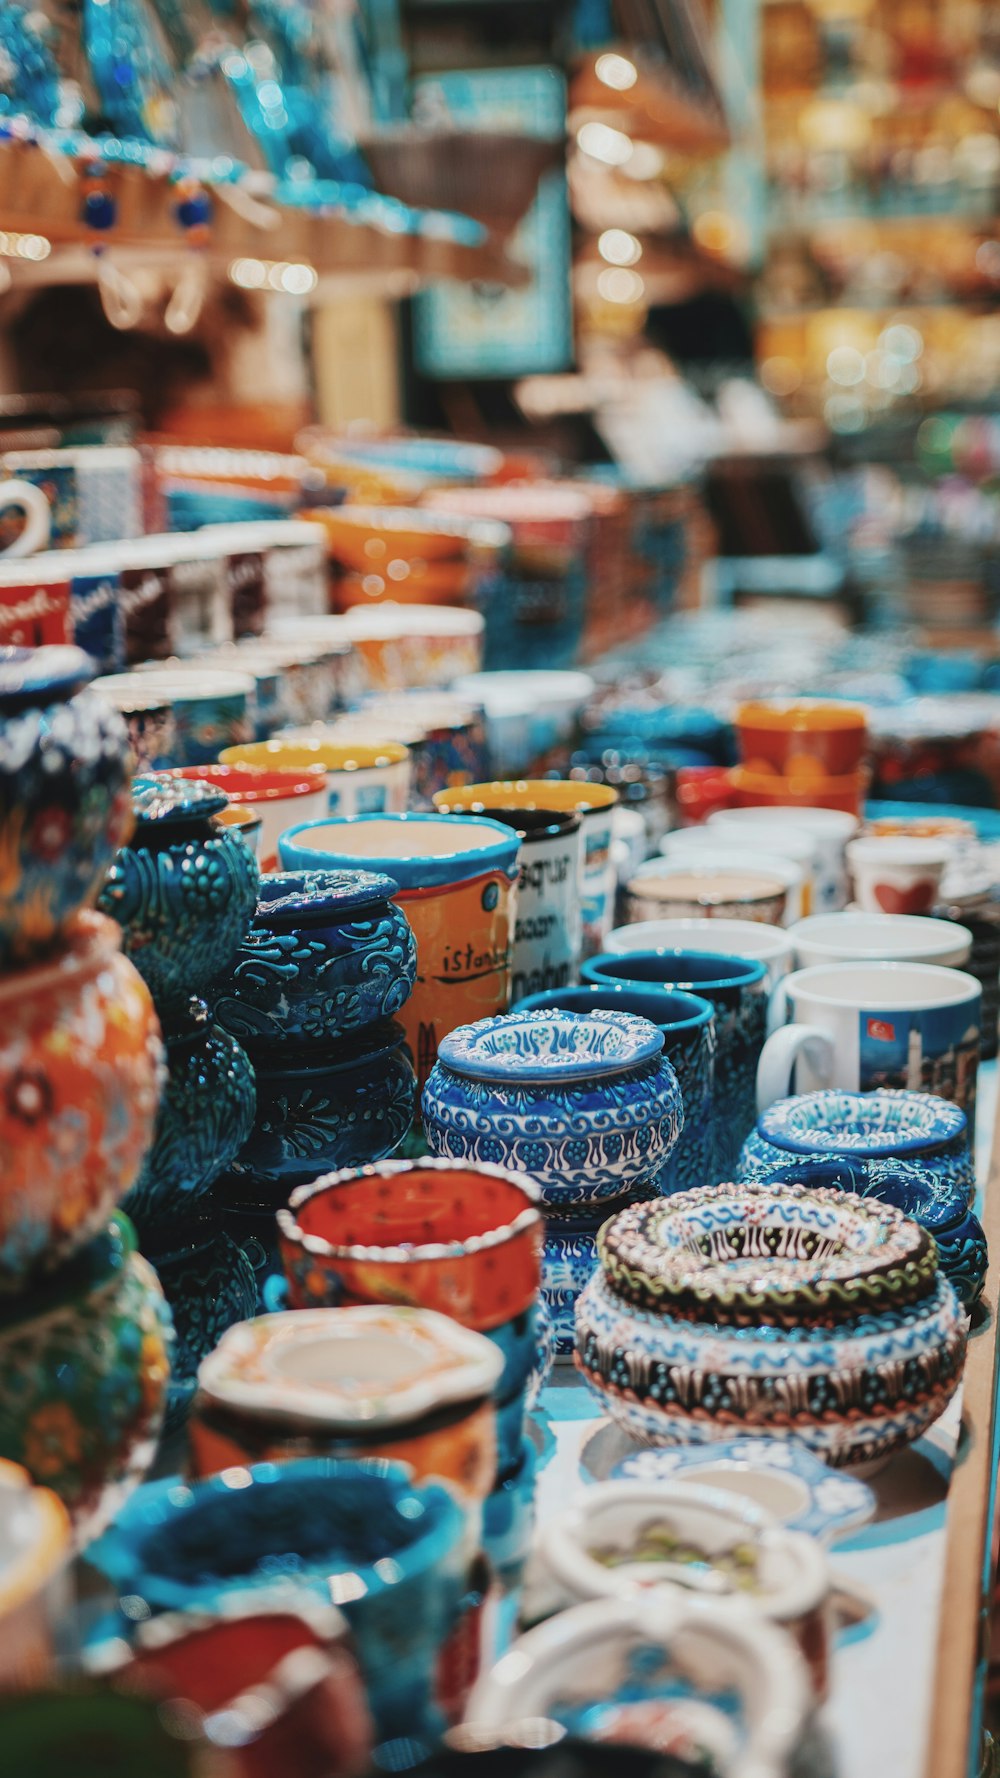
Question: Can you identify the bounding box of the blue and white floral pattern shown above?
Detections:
[612,1439,876,1544]
[656,1019,717,1196]
[740,1088,975,1203]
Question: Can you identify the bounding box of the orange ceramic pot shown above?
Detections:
[730,765,869,819]
[736,701,869,777]
[0,912,163,1293]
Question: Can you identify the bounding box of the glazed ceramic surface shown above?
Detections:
[144,1211,257,1431]
[214,869,416,1046]
[442,807,585,1005]
[515,986,716,1199]
[278,814,520,1091]
[0,1458,71,1690]
[623,859,789,929]
[0,646,132,965]
[613,1440,876,1544]
[423,1009,683,1210]
[0,1215,173,1537]
[189,1306,501,1504]
[541,1194,638,1359]
[574,1266,966,1468]
[98,777,259,1013]
[90,1457,477,1743]
[124,998,255,1231]
[709,806,859,912]
[789,911,973,971]
[583,950,769,1179]
[131,669,255,766]
[168,763,328,871]
[740,1088,974,1198]
[0,912,163,1292]
[596,1180,935,1326]
[604,918,794,987]
[228,1019,416,1192]
[223,735,412,819]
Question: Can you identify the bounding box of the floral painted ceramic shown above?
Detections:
[142,1210,258,1432]
[739,1088,975,1203]
[98,777,260,1013]
[0,1215,173,1538]
[598,1180,936,1326]
[0,1458,71,1689]
[575,1266,966,1468]
[279,1158,542,1480]
[190,1306,503,1504]
[227,1019,416,1191]
[0,646,133,965]
[89,1457,478,1744]
[613,1440,876,1545]
[0,912,163,1293]
[582,951,768,1180]
[541,1190,639,1358]
[422,1009,683,1211]
[124,998,255,1233]
[214,869,416,1046]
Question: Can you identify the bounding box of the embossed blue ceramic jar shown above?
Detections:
[123,997,256,1233]
[214,868,416,1046]
[516,985,716,1198]
[0,645,133,966]
[142,1206,257,1431]
[422,1008,683,1211]
[228,1018,417,1192]
[542,1190,639,1356]
[98,776,260,1014]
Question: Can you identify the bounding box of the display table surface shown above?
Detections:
[526,1062,1000,1778]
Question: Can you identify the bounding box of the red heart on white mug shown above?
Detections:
[873,879,936,916]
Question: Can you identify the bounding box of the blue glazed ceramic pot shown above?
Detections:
[422,1008,683,1212]
[97,777,259,1014]
[0,645,132,966]
[516,985,716,1197]
[738,1088,975,1202]
[88,1458,476,1744]
[228,1018,416,1192]
[582,950,768,1180]
[124,998,256,1232]
[541,1191,639,1357]
[214,868,416,1046]
[142,1207,257,1431]
[211,1175,289,1316]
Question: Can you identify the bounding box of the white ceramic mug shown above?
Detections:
[605,917,795,987]
[846,836,952,918]
[662,822,820,918]
[0,478,55,556]
[790,911,972,971]
[0,447,143,549]
[657,837,807,925]
[709,806,859,911]
[625,857,793,927]
[757,960,982,1119]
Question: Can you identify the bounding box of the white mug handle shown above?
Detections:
[757,1023,835,1112]
[0,478,52,557]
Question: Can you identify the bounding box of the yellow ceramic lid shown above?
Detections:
[433,777,618,815]
[221,737,409,773]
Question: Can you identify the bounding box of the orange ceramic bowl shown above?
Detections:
[736,701,869,777]
[0,913,163,1293]
[731,764,869,818]
[278,1158,542,1332]
[300,506,476,572]
[335,561,475,610]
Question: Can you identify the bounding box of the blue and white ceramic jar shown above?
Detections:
[516,985,716,1197]
[738,1088,975,1203]
[228,1018,417,1192]
[0,645,132,966]
[583,950,768,1180]
[541,1190,640,1357]
[123,997,256,1234]
[97,777,260,1014]
[422,1008,683,1211]
[214,868,416,1046]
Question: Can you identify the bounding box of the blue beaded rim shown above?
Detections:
[611,1440,876,1542]
[132,775,229,823]
[0,643,94,706]
[279,811,520,890]
[758,1089,967,1157]
[582,949,768,994]
[438,1008,665,1084]
[256,868,401,919]
[515,984,713,1035]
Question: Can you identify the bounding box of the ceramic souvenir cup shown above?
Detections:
[131,666,257,766]
[0,1458,71,1689]
[736,699,868,777]
[278,813,520,1090]
[90,671,177,773]
[604,916,794,988]
[582,950,769,1179]
[189,1307,503,1507]
[709,806,860,911]
[757,961,982,1122]
[279,1158,543,1479]
[168,762,328,871]
[660,826,818,921]
[515,984,716,1198]
[789,911,973,971]
[221,735,412,819]
[442,806,585,1004]
[0,555,73,649]
[0,446,143,549]
[846,836,952,918]
[422,1008,683,1213]
[433,779,618,959]
[623,858,791,928]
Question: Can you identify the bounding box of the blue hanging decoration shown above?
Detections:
[83,0,180,147]
[0,4,62,127]
[80,156,117,233]
[165,173,211,334]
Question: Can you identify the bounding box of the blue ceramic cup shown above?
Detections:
[515,983,716,1197]
[582,949,768,1180]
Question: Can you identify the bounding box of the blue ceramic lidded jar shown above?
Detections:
[97,775,260,1013]
[214,867,417,1046]
[0,644,133,967]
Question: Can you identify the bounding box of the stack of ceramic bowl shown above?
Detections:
[334,690,490,807]
[299,503,510,615]
[575,1177,968,1468]
[0,648,173,1533]
[342,605,486,693]
[422,1008,683,1358]
[729,699,870,819]
[96,775,261,1426]
[211,867,418,1310]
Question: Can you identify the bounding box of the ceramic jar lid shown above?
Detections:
[255,868,401,920]
[133,775,230,825]
[756,1089,967,1158]
[197,1305,504,1429]
[0,644,94,708]
[438,1008,665,1085]
[597,1179,936,1326]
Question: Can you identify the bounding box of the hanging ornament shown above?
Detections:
[79,156,143,329]
[165,174,212,333]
